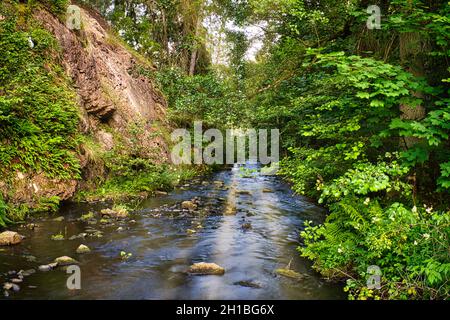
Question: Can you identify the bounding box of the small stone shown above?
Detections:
[80,212,95,222]
[101,207,128,219]
[188,262,225,275]
[242,222,252,230]
[69,233,88,240]
[155,190,168,196]
[11,278,22,284]
[0,231,24,246]
[52,216,65,222]
[262,188,273,193]
[38,265,52,272]
[3,282,19,292]
[99,218,110,224]
[3,283,13,290]
[236,190,252,195]
[186,229,197,235]
[76,244,91,254]
[117,227,124,232]
[181,201,197,211]
[54,256,79,266]
[25,223,37,230]
[20,269,35,277]
[51,234,65,241]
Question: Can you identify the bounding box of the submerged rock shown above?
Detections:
[155,190,168,196]
[275,268,304,280]
[76,244,91,254]
[52,216,65,222]
[188,262,225,275]
[19,269,35,277]
[234,280,262,289]
[186,229,197,235]
[0,231,24,246]
[236,190,252,195]
[262,188,273,193]
[69,233,87,240]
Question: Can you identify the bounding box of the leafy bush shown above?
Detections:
[156,67,249,128]
[301,201,450,300]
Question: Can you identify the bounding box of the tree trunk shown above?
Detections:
[399,32,426,149]
[188,14,201,76]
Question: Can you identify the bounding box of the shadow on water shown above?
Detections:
[0,163,345,299]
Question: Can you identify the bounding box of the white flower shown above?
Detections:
[414,241,418,245]
[422,233,430,240]
[364,197,370,205]
[337,248,343,253]
[425,206,433,214]
[412,206,417,213]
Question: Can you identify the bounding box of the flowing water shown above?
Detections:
[0,163,344,299]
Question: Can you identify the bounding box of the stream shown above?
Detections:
[0,163,344,299]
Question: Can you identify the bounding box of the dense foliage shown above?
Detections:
[0,0,448,300]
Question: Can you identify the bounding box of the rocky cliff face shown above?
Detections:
[2,5,170,208]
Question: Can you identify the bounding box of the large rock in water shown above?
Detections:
[0,231,24,246]
[54,256,79,266]
[101,208,128,219]
[188,262,225,275]
[76,244,91,254]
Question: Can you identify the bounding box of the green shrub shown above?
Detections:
[301,201,450,300]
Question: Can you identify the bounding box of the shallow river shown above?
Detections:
[0,164,344,299]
